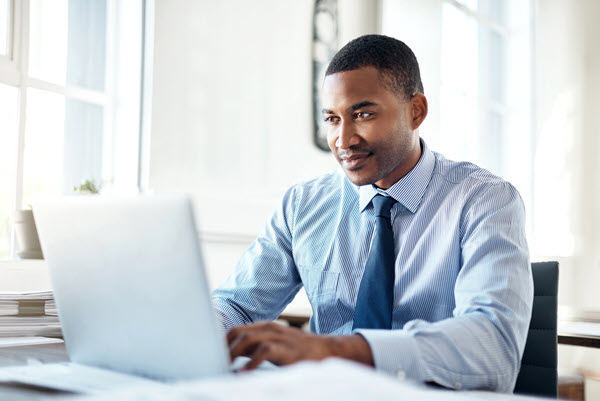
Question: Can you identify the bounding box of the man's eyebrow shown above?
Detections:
[321,101,379,114]
[350,101,378,111]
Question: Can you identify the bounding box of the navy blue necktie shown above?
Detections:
[353,194,398,330]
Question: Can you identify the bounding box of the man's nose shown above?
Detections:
[335,122,360,149]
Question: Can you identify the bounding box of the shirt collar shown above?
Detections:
[358,138,435,213]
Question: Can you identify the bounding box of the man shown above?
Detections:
[212,35,533,392]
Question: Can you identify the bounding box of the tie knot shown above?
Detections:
[372,194,397,219]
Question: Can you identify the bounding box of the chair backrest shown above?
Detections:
[514,261,559,398]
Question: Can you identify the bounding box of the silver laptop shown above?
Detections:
[0,195,239,393]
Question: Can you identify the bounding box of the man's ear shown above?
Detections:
[410,94,428,130]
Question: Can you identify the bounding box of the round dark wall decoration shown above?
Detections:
[312,0,338,152]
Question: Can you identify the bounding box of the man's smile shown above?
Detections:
[339,152,372,171]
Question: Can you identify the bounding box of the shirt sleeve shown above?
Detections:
[356,182,533,392]
[211,186,303,330]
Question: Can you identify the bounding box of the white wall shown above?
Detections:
[579,0,600,309]
[149,0,332,289]
[150,0,333,231]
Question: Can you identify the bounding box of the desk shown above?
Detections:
[557,323,600,399]
[0,342,69,400]
[278,313,310,328]
[0,262,560,400]
[559,332,600,348]
[0,345,544,401]
[559,321,600,348]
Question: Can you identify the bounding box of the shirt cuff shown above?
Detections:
[211,298,252,330]
[354,329,430,383]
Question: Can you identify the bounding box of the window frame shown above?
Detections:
[0,0,146,258]
[0,0,19,82]
[0,0,15,63]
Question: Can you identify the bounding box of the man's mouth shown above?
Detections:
[340,153,371,170]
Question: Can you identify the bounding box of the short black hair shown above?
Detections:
[325,34,424,99]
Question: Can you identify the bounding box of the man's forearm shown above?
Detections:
[327,334,374,366]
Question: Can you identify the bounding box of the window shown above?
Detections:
[0,0,11,57]
[0,0,145,258]
[382,0,534,243]
[437,0,533,193]
[0,82,18,258]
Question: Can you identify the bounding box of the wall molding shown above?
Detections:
[199,231,256,246]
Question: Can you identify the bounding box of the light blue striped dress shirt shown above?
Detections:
[212,139,533,392]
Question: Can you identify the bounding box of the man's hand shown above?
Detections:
[226,321,374,371]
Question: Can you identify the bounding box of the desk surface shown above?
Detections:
[559,333,600,348]
[0,343,69,400]
[0,332,596,400]
[0,343,547,401]
[558,320,600,348]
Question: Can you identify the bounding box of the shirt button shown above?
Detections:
[454,382,462,390]
[396,369,406,380]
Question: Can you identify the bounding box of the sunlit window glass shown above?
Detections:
[0,0,142,258]
[66,0,106,91]
[22,88,66,207]
[0,83,19,258]
[480,0,505,25]
[0,0,9,56]
[455,0,477,11]
[439,1,507,178]
[439,2,480,166]
[28,0,68,85]
[63,99,104,193]
[29,0,107,89]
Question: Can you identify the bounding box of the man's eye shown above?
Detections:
[354,112,372,119]
[323,116,338,123]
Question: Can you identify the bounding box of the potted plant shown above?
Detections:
[13,179,101,259]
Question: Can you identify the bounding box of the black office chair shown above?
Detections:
[514,261,559,398]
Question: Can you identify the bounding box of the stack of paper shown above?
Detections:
[0,291,61,337]
[0,290,53,314]
[0,260,61,338]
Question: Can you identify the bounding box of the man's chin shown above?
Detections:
[343,169,378,187]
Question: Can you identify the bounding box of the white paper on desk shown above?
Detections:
[54,358,543,401]
[0,362,169,395]
[0,336,63,348]
[559,321,600,337]
[0,291,53,298]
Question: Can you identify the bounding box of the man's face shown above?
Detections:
[322,66,424,189]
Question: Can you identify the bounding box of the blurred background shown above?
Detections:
[1,0,599,396]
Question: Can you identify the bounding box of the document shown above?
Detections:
[560,321,600,337]
[0,362,168,394]
[53,359,543,401]
[0,336,63,348]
